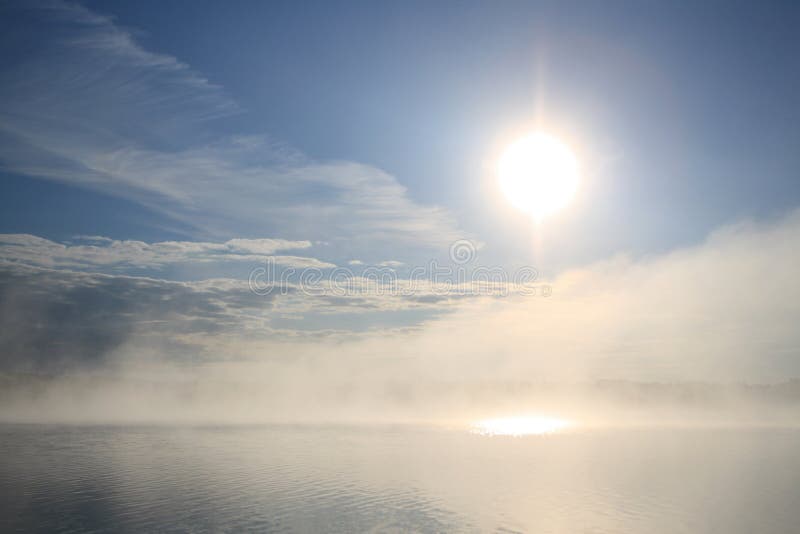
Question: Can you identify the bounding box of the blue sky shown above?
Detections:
[1,1,800,383]
[4,1,800,263]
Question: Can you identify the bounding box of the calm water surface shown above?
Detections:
[1,424,798,533]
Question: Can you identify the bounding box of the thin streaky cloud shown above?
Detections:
[0,234,332,270]
[0,1,463,253]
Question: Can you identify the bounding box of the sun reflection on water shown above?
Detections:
[472,416,572,436]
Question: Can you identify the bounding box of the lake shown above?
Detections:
[1,424,798,533]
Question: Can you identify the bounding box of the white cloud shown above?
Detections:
[0,234,332,270]
[1,210,800,387]
[225,238,311,255]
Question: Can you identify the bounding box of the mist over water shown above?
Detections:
[3,360,800,427]
[4,358,799,532]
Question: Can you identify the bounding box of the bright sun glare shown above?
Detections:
[472,416,572,436]
[498,133,579,220]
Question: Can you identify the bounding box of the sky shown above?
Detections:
[1,0,800,395]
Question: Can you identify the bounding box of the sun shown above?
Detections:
[497,132,580,220]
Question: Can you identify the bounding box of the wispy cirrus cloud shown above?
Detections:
[66,138,462,249]
[0,0,238,139]
[0,1,462,255]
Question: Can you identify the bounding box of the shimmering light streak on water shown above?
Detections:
[472,415,571,436]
